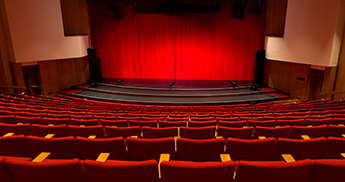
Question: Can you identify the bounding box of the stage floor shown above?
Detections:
[61,79,289,105]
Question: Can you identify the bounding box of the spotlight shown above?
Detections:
[90,80,98,88]
[117,78,124,85]
[230,80,236,87]
[169,82,175,87]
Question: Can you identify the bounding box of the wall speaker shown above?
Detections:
[87,48,101,82]
[253,49,265,87]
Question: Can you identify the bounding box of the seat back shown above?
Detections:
[26,135,80,159]
[272,137,327,160]
[325,125,345,137]
[6,158,86,182]
[235,160,314,182]
[75,136,127,160]
[289,125,328,139]
[142,126,178,138]
[176,138,225,161]
[276,119,304,126]
[83,159,158,182]
[179,126,216,139]
[0,123,34,136]
[128,120,157,127]
[0,135,32,158]
[226,137,276,161]
[320,137,345,159]
[0,157,15,182]
[42,117,70,125]
[126,137,175,161]
[307,159,345,182]
[99,119,128,127]
[104,126,141,138]
[159,121,186,127]
[15,116,44,125]
[161,160,235,182]
[70,118,99,126]
[67,125,105,138]
[253,126,291,138]
[31,124,69,137]
[217,126,254,139]
[218,121,246,128]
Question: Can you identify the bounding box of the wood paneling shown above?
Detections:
[264,0,288,37]
[9,62,26,94]
[320,67,337,100]
[264,60,311,99]
[334,24,345,101]
[38,56,89,96]
[60,0,90,36]
[0,0,16,94]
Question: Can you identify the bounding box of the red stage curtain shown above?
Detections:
[91,5,265,80]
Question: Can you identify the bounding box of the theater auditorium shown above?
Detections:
[0,0,345,181]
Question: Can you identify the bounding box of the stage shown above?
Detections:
[60,79,289,105]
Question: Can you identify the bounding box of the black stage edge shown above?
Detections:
[62,79,287,105]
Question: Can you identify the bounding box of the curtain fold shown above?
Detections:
[91,5,265,80]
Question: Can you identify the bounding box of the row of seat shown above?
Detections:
[1,154,344,182]
[1,114,345,127]
[1,135,344,161]
[1,122,345,139]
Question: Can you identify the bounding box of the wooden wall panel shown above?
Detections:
[9,62,26,94]
[333,25,345,101]
[60,0,90,36]
[264,0,288,37]
[320,67,337,100]
[264,60,311,99]
[38,56,89,96]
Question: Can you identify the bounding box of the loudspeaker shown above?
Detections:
[87,48,101,82]
[231,0,245,19]
[253,49,265,87]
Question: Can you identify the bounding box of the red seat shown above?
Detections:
[0,115,16,124]
[218,121,246,128]
[215,117,239,122]
[188,120,217,127]
[126,137,175,161]
[276,119,305,126]
[141,116,165,121]
[272,137,327,160]
[70,118,99,126]
[104,126,141,138]
[247,120,276,127]
[253,126,291,138]
[159,121,186,127]
[325,124,345,137]
[180,126,216,139]
[190,117,215,121]
[42,117,70,125]
[0,135,32,158]
[0,123,34,136]
[176,138,225,161]
[67,125,105,138]
[235,160,314,182]
[45,113,70,118]
[0,157,15,182]
[31,124,69,137]
[320,137,345,159]
[75,136,127,160]
[304,118,333,126]
[26,135,80,159]
[117,116,141,121]
[166,117,189,121]
[307,159,345,182]
[93,115,117,120]
[83,159,158,182]
[217,126,254,139]
[6,158,86,182]
[265,116,287,121]
[161,160,235,182]
[331,118,345,125]
[289,125,328,139]
[310,114,333,120]
[240,116,263,121]
[142,126,178,138]
[226,137,276,161]
[99,119,128,127]
[15,116,43,125]
[128,120,157,127]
